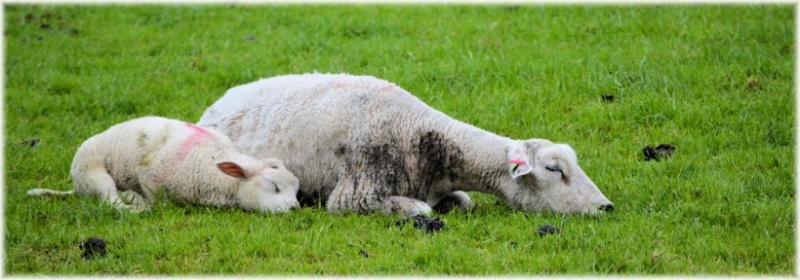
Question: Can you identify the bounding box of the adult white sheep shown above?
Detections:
[197,73,614,216]
[27,116,300,213]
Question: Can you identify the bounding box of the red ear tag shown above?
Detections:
[508,159,526,175]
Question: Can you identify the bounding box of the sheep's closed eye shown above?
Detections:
[545,165,562,173]
[545,164,569,183]
[270,165,279,169]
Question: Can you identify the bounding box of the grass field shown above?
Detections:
[3,3,796,276]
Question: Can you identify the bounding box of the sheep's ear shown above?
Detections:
[507,144,533,179]
[509,160,533,179]
[217,162,248,179]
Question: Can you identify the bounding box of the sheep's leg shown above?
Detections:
[326,175,432,216]
[74,170,140,213]
[432,191,474,213]
[326,175,368,214]
[386,195,433,217]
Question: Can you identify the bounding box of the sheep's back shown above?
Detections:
[197,73,442,200]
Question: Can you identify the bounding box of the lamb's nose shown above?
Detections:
[599,204,614,212]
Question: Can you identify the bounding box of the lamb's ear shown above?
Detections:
[217,162,248,179]
[507,145,533,179]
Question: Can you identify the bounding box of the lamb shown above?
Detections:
[27,116,300,213]
[196,73,614,216]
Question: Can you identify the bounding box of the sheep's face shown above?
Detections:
[220,158,300,213]
[508,140,613,215]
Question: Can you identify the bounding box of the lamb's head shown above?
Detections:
[505,139,613,215]
[218,158,300,213]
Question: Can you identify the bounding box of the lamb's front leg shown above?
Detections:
[74,169,142,213]
[326,174,432,216]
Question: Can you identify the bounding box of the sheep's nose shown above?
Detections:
[599,204,614,212]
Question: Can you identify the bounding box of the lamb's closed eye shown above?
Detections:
[259,180,280,193]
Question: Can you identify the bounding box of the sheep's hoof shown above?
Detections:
[432,191,473,213]
[432,198,458,213]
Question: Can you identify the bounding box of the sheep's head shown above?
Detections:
[505,139,613,215]
[219,158,300,213]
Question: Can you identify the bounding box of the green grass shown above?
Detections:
[3,4,795,276]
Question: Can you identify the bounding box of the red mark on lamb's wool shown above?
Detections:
[179,123,210,156]
[152,123,212,185]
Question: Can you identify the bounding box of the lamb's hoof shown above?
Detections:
[128,205,149,214]
[112,203,148,214]
[120,191,147,207]
[395,215,444,233]
[80,237,107,259]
